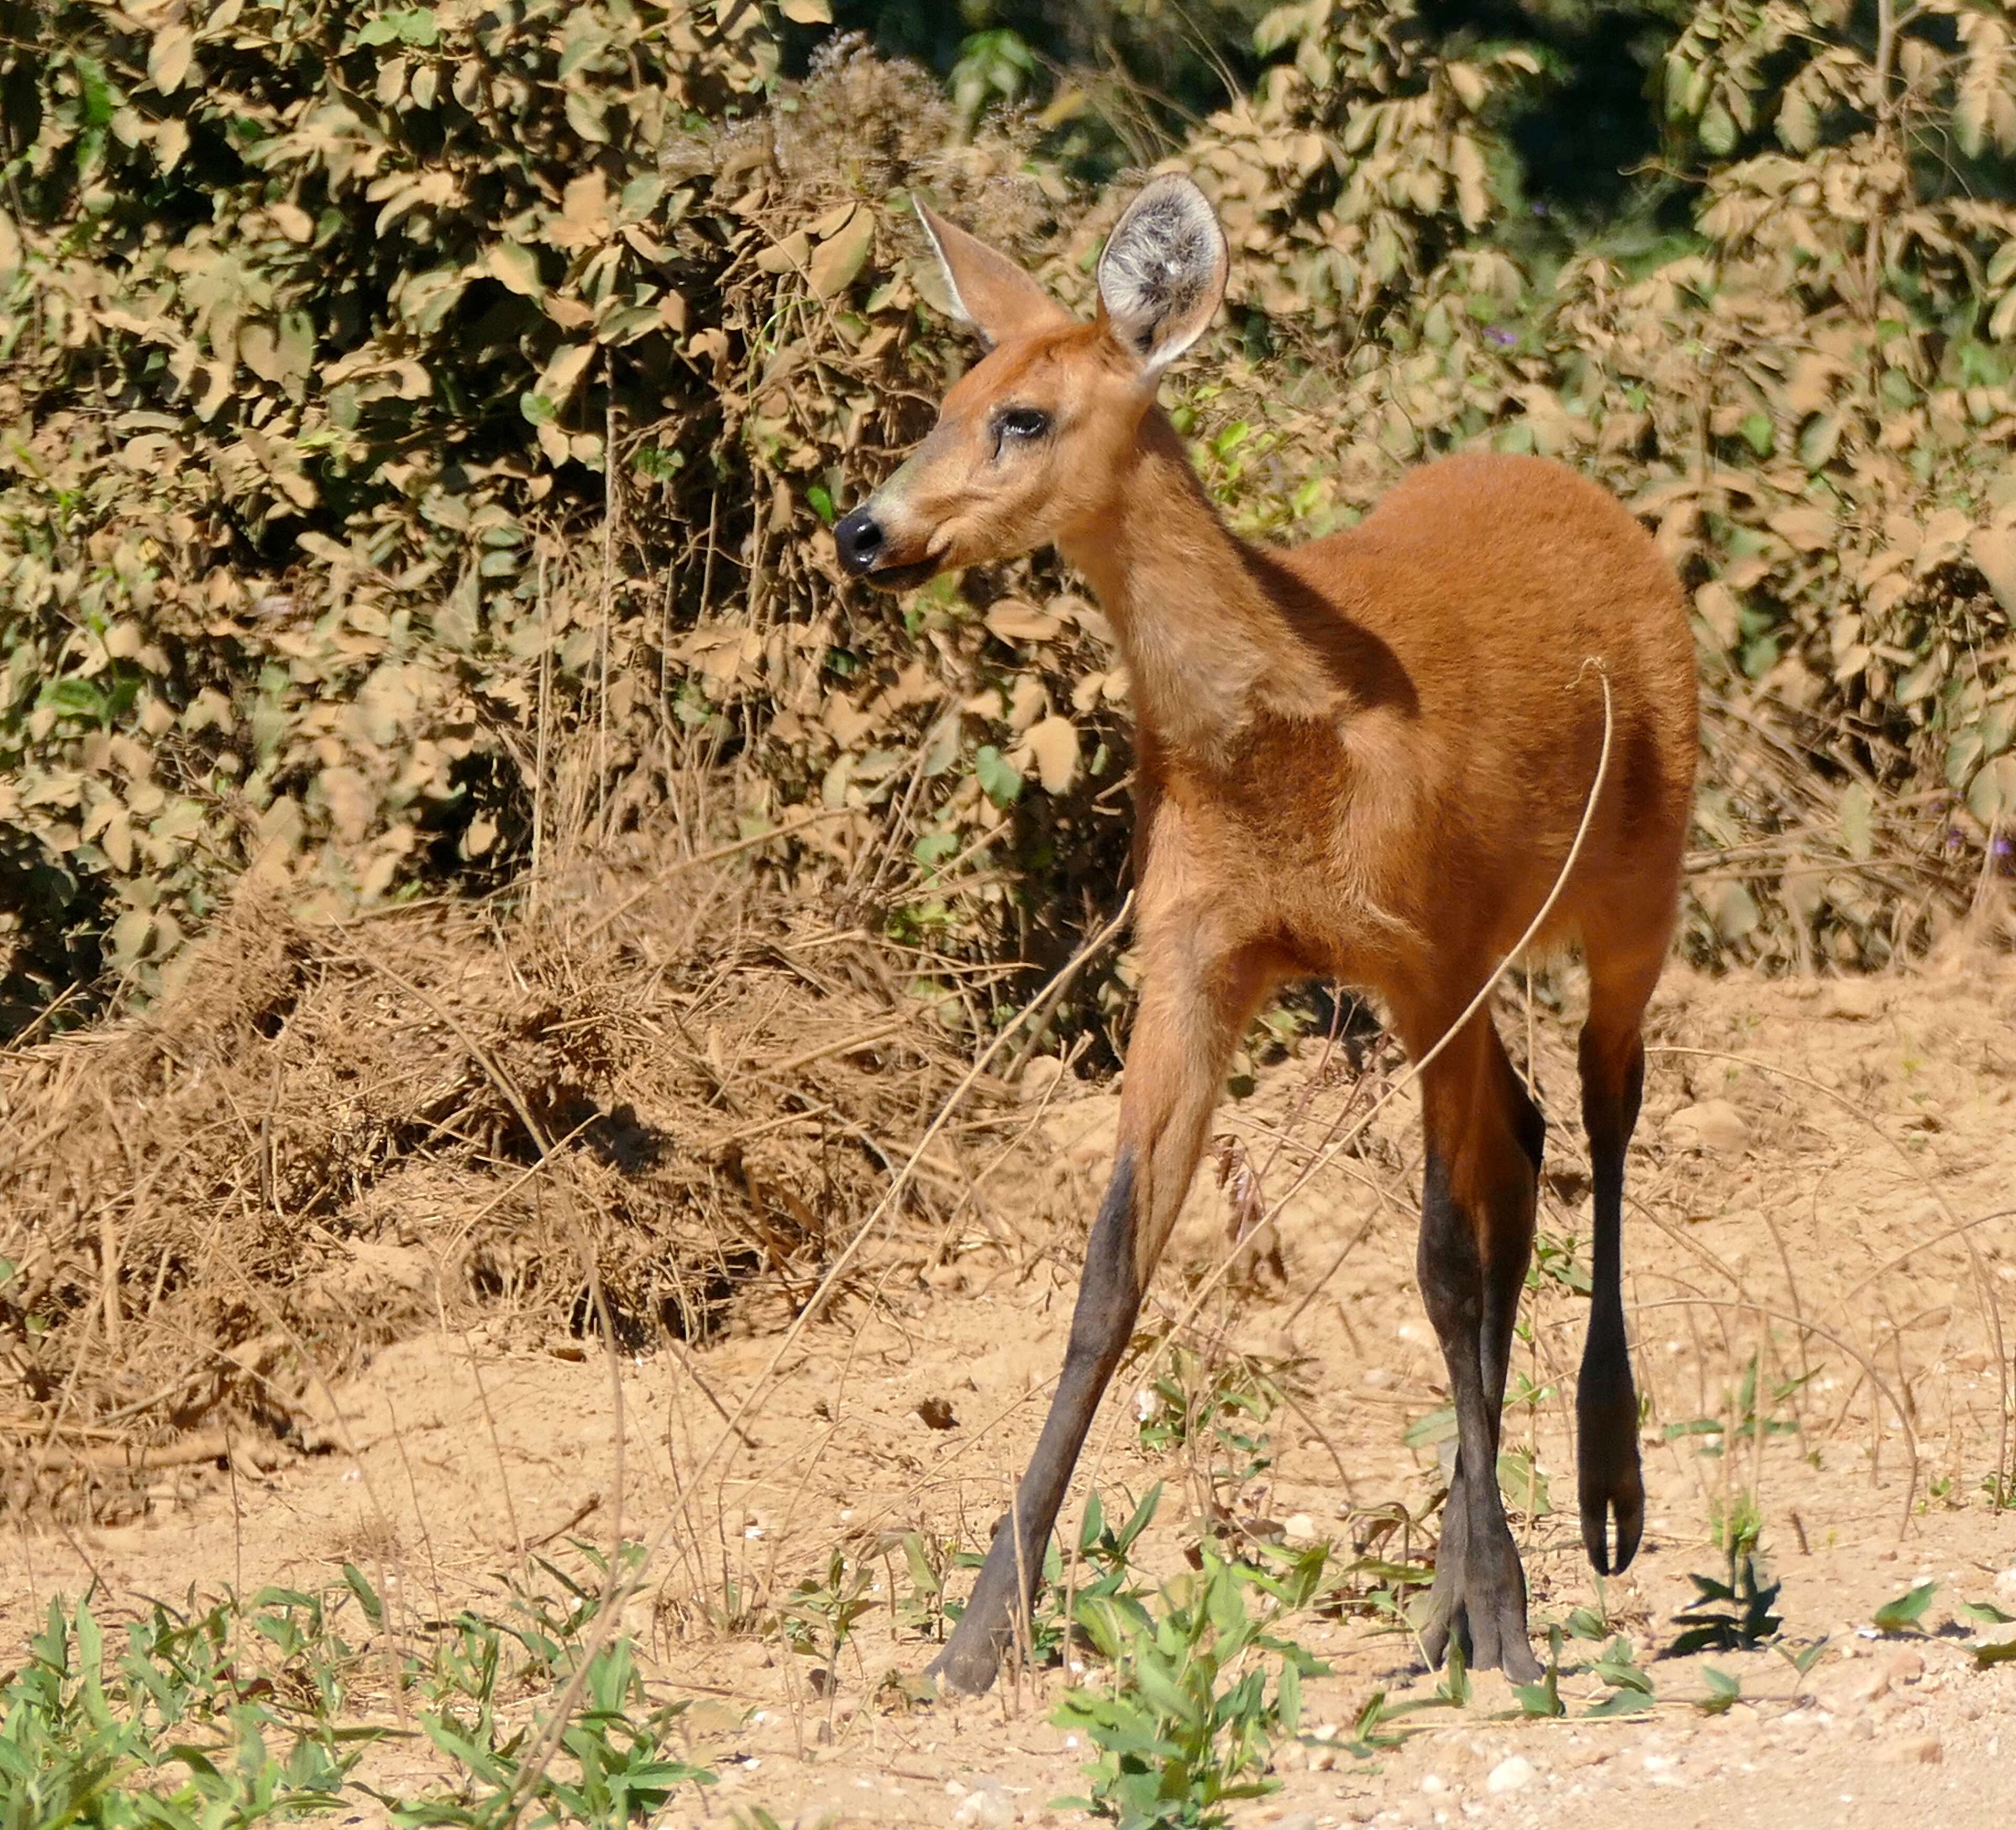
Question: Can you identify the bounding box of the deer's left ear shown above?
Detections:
[915,197,1073,348]
[1096,174,1227,382]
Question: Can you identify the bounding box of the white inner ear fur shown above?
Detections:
[1097,175,1227,377]
[915,205,976,329]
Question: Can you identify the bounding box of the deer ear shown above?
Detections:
[1096,174,1227,381]
[915,197,1072,347]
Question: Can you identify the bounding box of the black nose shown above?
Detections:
[834,507,884,576]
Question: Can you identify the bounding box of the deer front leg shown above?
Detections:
[927,931,1267,1696]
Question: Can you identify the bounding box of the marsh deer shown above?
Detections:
[834,175,1697,1692]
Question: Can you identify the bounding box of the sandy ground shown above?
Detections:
[6,952,2014,1827]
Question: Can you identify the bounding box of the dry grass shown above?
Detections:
[0,806,1036,1526]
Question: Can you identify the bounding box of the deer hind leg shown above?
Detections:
[927,932,1270,1697]
[1413,1013,1545,1683]
[1576,942,1664,1575]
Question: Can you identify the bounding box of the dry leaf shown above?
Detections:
[1025,715,1079,795]
[808,206,875,300]
[984,600,1062,643]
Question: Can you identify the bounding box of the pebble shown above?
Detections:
[1017,1056,1067,1102]
[1819,980,1886,1019]
[1283,1512,1321,1545]
[1881,1647,1925,1688]
[1894,1736,1943,1765]
[1662,1099,1749,1154]
[1485,1755,1535,1794]
[951,1778,1017,1829]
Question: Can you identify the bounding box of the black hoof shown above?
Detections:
[1419,1503,1541,1683]
[925,1628,1004,1697]
[1578,1471,1645,1575]
[1577,1412,1645,1575]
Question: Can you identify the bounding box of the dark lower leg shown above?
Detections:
[1479,1056,1544,1417]
[928,1153,1140,1694]
[1578,1027,1645,1574]
[1416,1145,1540,1682]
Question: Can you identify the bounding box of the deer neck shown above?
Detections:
[1058,411,1334,768]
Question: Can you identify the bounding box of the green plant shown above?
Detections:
[1025,1485,1165,1670]
[1694,1666,1742,1716]
[1053,1544,1327,1830]
[1510,1629,1566,1719]
[0,1595,362,1830]
[1584,1635,1656,1718]
[1670,1498,1782,1654]
[1662,1355,1812,1458]
[0,1566,716,1830]
[1135,1347,1284,1522]
[1871,1581,1938,1636]
[395,1635,712,1829]
[783,1547,877,1731]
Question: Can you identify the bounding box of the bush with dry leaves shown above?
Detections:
[5,0,2016,1045]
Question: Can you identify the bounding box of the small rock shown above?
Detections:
[1995,1566,2016,1604]
[1018,1055,1068,1102]
[952,1793,1017,1828]
[1485,1755,1535,1794]
[1880,1648,1924,1688]
[1895,1736,1942,1765]
[1283,1512,1321,1545]
[1270,1815,1320,1830]
[1421,1773,1446,1794]
[1662,1099,1749,1155]
[1819,980,1886,1020]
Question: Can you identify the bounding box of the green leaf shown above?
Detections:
[974,745,1022,808]
[1958,1600,2016,1626]
[1496,1449,1550,1518]
[1696,1666,1740,1715]
[1872,1581,1937,1634]
[359,7,438,47]
[1699,98,1737,156]
[1403,1405,1456,1450]
[488,240,542,298]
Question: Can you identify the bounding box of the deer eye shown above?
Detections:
[996,406,1051,445]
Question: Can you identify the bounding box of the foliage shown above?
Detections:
[6,0,2015,1035]
[1670,1494,1781,1653]
[0,1594,355,1829]
[1133,1347,1284,1522]
[0,1568,715,1829]
[1053,1543,1327,1830]
[1022,1483,1166,1667]
[1870,1578,1938,1635]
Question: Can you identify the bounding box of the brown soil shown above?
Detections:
[5,942,2014,1830]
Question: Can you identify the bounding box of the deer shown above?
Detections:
[832,173,1698,1694]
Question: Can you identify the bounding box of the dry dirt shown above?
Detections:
[6,949,2015,1829]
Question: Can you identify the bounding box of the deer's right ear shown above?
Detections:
[1095,173,1227,382]
[915,198,1072,348]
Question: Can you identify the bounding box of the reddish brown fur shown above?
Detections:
[846,185,1698,1692]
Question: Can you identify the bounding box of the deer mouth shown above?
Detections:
[860,557,939,592]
